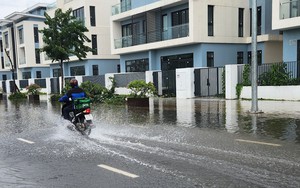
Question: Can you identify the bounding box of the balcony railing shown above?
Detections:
[280,0,300,19]
[114,23,189,49]
[112,0,132,15]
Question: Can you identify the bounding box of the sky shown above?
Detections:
[0,0,55,19]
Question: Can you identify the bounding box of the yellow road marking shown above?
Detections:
[98,164,139,178]
[235,139,281,147]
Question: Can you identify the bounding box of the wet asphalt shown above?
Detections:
[0,97,299,188]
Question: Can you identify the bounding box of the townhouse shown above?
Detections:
[111,0,283,73]
[273,0,300,64]
[0,4,50,81]
[45,0,120,77]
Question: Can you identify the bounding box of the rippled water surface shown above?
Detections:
[0,97,299,143]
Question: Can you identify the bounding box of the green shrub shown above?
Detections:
[8,92,27,100]
[236,83,243,99]
[242,64,251,86]
[80,81,112,103]
[259,63,291,86]
[127,80,156,98]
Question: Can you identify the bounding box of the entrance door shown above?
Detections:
[161,53,194,96]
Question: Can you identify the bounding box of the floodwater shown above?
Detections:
[0,96,299,144]
[0,96,300,187]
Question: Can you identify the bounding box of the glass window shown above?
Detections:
[207,52,214,67]
[238,8,244,37]
[92,35,98,55]
[73,7,85,24]
[36,71,41,78]
[125,58,149,72]
[35,49,41,64]
[23,72,31,79]
[18,27,24,44]
[250,6,262,36]
[2,75,7,80]
[70,66,85,76]
[248,50,262,65]
[208,5,214,36]
[90,6,96,26]
[34,25,39,43]
[92,65,99,75]
[53,68,61,77]
[4,33,9,48]
[171,9,189,26]
[237,52,244,64]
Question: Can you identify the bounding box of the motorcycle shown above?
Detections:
[67,98,94,136]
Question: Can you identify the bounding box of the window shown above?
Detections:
[53,68,61,77]
[238,8,244,37]
[257,6,261,35]
[237,52,244,64]
[117,64,120,73]
[2,75,7,80]
[34,25,39,43]
[248,50,262,65]
[4,33,9,48]
[125,58,149,72]
[35,49,41,64]
[171,9,189,26]
[18,27,24,44]
[70,66,85,76]
[122,24,132,37]
[250,6,262,36]
[73,7,85,24]
[23,72,31,79]
[208,5,214,36]
[91,35,98,55]
[207,52,214,67]
[92,65,99,75]
[90,6,96,26]
[36,71,41,78]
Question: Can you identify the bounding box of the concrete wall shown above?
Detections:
[241,86,300,101]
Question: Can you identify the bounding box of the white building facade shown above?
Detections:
[111,0,283,72]
[0,4,49,81]
[45,0,120,78]
[273,0,300,64]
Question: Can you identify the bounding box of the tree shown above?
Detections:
[39,8,92,93]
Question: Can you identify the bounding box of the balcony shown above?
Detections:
[114,23,189,49]
[112,0,132,15]
[280,0,300,19]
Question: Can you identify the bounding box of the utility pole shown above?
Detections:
[251,0,259,113]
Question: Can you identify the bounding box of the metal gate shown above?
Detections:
[50,77,60,94]
[162,70,176,96]
[194,67,224,97]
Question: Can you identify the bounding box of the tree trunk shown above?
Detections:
[60,59,64,94]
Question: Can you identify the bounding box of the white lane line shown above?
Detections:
[98,164,139,178]
[17,138,35,144]
[235,139,281,147]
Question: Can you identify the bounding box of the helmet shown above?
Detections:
[70,79,78,88]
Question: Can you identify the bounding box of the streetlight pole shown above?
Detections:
[251,0,259,113]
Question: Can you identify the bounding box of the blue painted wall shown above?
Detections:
[19,67,50,78]
[283,29,300,62]
[50,59,119,77]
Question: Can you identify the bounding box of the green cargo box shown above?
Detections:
[74,98,91,109]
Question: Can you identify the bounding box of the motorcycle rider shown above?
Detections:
[59,79,87,120]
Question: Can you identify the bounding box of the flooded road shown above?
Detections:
[0,97,299,187]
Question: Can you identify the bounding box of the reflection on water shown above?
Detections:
[0,97,299,143]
